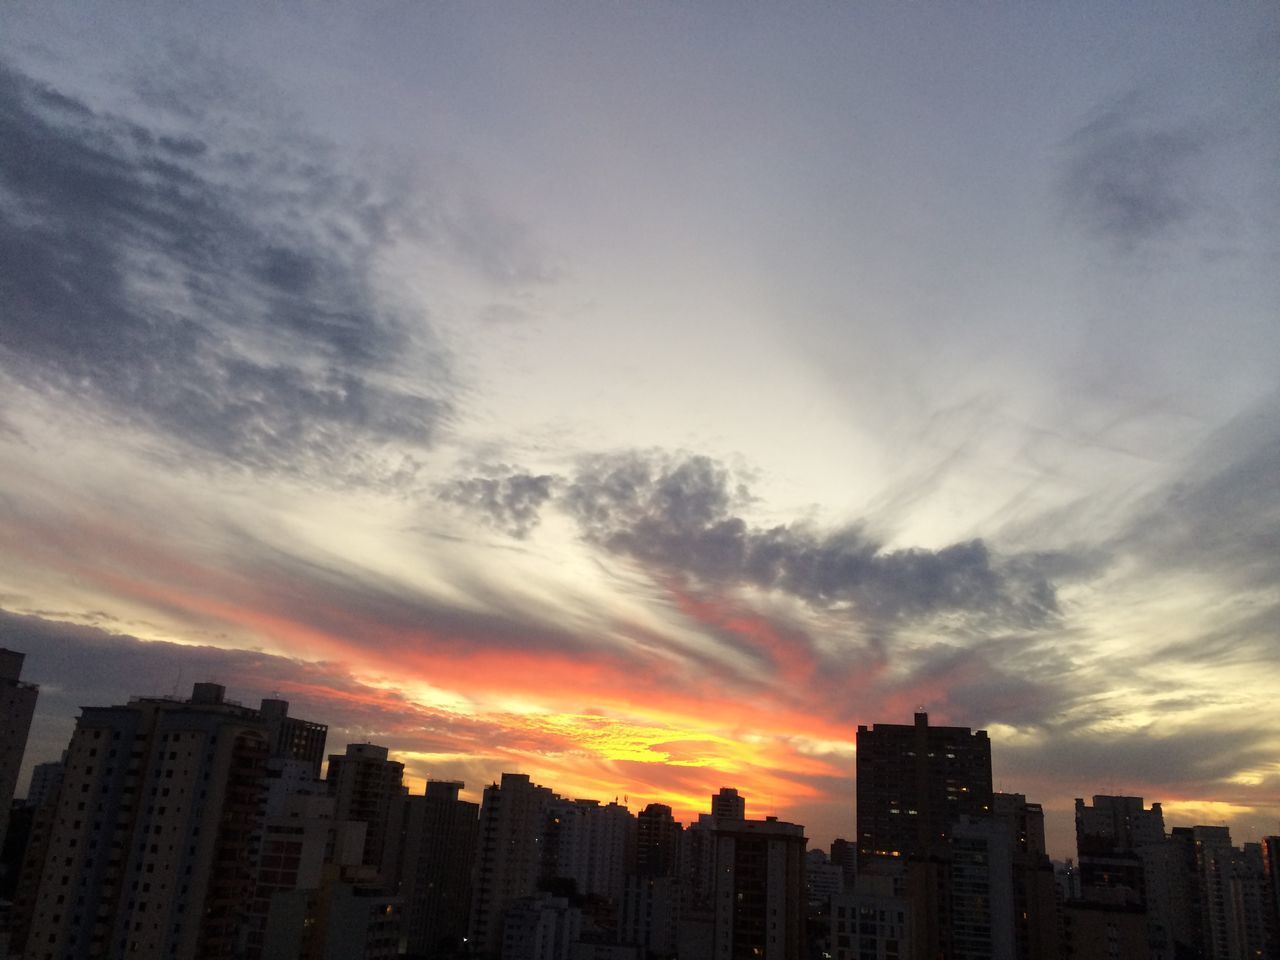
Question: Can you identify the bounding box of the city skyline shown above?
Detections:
[5,656,1274,862]
[3,2,1279,863]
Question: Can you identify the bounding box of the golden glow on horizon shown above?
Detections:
[1161,800,1257,822]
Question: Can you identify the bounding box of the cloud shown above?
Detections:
[438,470,556,538]
[1000,724,1276,793]
[1130,395,1280,592]
[1058,96,1211,251]
[0,59,450,482]
[560,451,1061,632]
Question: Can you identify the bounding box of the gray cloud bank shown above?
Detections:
[446,451,1064,633]
[0,60,449,481]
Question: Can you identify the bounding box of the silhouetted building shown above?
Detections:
[24,758,65,810]
[543,798,635,907]
[805,848,845,905]
[471,773,558,958]
[855,712,992,864]
[636,803,682,879]
[1073,795,1173,956]
[829,838,857,889]
[327,742,405,884]
[711,816,807,960]
[258,697,328,777]
[1261,836,1280,960]
[711,787,746,821]
[827,867,912,960]
[993,793,1061,960]
[0,649,38,854]
[243,786,369,960]
[23,682,269,960]
[619,875,676,957]
[399,780,479,958]
[500,893,582,960]
[1061,901,1150,960]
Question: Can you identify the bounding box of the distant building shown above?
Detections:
[398,779,479,958]
[805,848,845,905]
[0,649,39,853]
[710,787,746,821]
[635,803,682,879]
[993,793,1061,960]
[258,697,328,777]
[711,816,807,960]
[855,711,993,864]
[327,742,405,884]
[1061,901,1151,960]
[1073,794,1171,956]
[500,893,582,960]
[470,773,558,958]
[619,874,676,957]
[827,867,912,960]
[24,757,65,810]
[242,787,370,960]
[543,798,634,906]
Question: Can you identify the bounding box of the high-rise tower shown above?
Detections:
[23,682,269,960]
[855,711,993,864]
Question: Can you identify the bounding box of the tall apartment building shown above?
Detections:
[242,789,368,960]
[993,793,1061,960]
[543,798,635,906]
[326,742,405,884]
[21,682,269,960]
[470,773,558,958]
[855,712,992,864]
[398,780,479,958]
[711,787,745,821]
[710,816,807,960]
[0,648,39,852]
[1073,795,1175,957]
[635,803,682,879]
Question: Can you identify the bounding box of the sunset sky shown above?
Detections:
[2,2,1278,857]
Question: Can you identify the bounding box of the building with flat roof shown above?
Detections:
[855,712,992,864]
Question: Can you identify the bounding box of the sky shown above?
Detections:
[2,2,1278,859]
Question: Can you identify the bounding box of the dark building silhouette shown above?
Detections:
[636,802,682,879]
[469,772,557,958]
[327,742,405,885]
[855,711,993,864]
[22,682,269,960]
[398,780,479,958]
[258,696,328,777]
[0,648,39,854]
[993,792,1062,960]
[711,816,807,960]
[711,786,746,821]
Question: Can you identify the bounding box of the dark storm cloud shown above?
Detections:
[0,61,449,480]
[562,451,1061,630]
[1058,98,1211,250]
[438,471,556,538]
